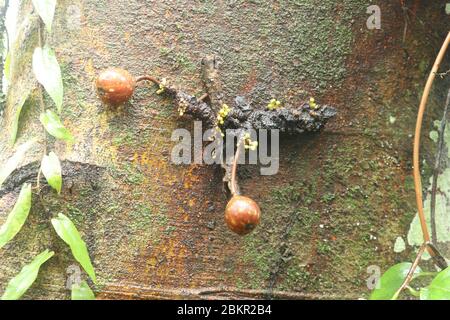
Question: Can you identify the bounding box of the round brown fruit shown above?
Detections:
[225,195,261,235]
[96,68,135,105]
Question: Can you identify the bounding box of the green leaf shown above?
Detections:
[393,236,406,253]
[420,267,450,300]
[1,250,54,300]
[32,46,63,112]
[32,0,57,33]
[0,139,35,189]
[0,184,32,249]
[370,263,421,300]
[39,110,74,142]
[4,52,11,83]
[10,90,31,144]
[71,281,95,300]
[51,213,97,283]
[41,152,62,194]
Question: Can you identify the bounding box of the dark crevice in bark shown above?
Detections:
[0,161,105,197]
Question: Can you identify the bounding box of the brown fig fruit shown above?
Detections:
[96,68,135,105]
[225,195,261,235]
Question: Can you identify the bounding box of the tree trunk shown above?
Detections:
[0,0,449,299]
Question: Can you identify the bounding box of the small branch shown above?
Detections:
[173,91,217,128]
[430,89,450,244]
[225,99,337,133]
[392,243,427,300]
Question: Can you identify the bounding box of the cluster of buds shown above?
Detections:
[243,132,258,151]
[217,104,231,125]
[309,97,317,109]
[267,98,281,110]
[156,78,167,95]
[177,97,188,116]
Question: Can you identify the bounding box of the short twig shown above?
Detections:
[392,243,428,300]
[198,93,208,102]
[135,75,160,85]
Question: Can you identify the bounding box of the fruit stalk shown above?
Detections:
[230,140,242,196]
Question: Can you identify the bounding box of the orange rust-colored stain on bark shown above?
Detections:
[144,238,188,282]
[182,165,201,189]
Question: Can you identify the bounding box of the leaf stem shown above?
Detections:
[405,286,420,297]
[414,271,438,278]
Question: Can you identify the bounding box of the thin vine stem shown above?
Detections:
[413,31,450,254]
[430,89,450,244]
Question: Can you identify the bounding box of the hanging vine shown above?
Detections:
[0,0,96,300]
[369,31,450,301]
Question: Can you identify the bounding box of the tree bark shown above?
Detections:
[0,0,449,300]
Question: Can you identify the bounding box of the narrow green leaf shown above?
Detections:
[32,0,56,33]
[0,184,32,249]
[420,267,450,300]
[33,46,63,112]
[41,152,62,194]
[51,213,96,283]
[1,250,54,300]
[71,281,95,300]
[0,139,35,189]
[10,91,31,144]
[370,263,421,300]
[39,110,74,142]
[4,52,11,83]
